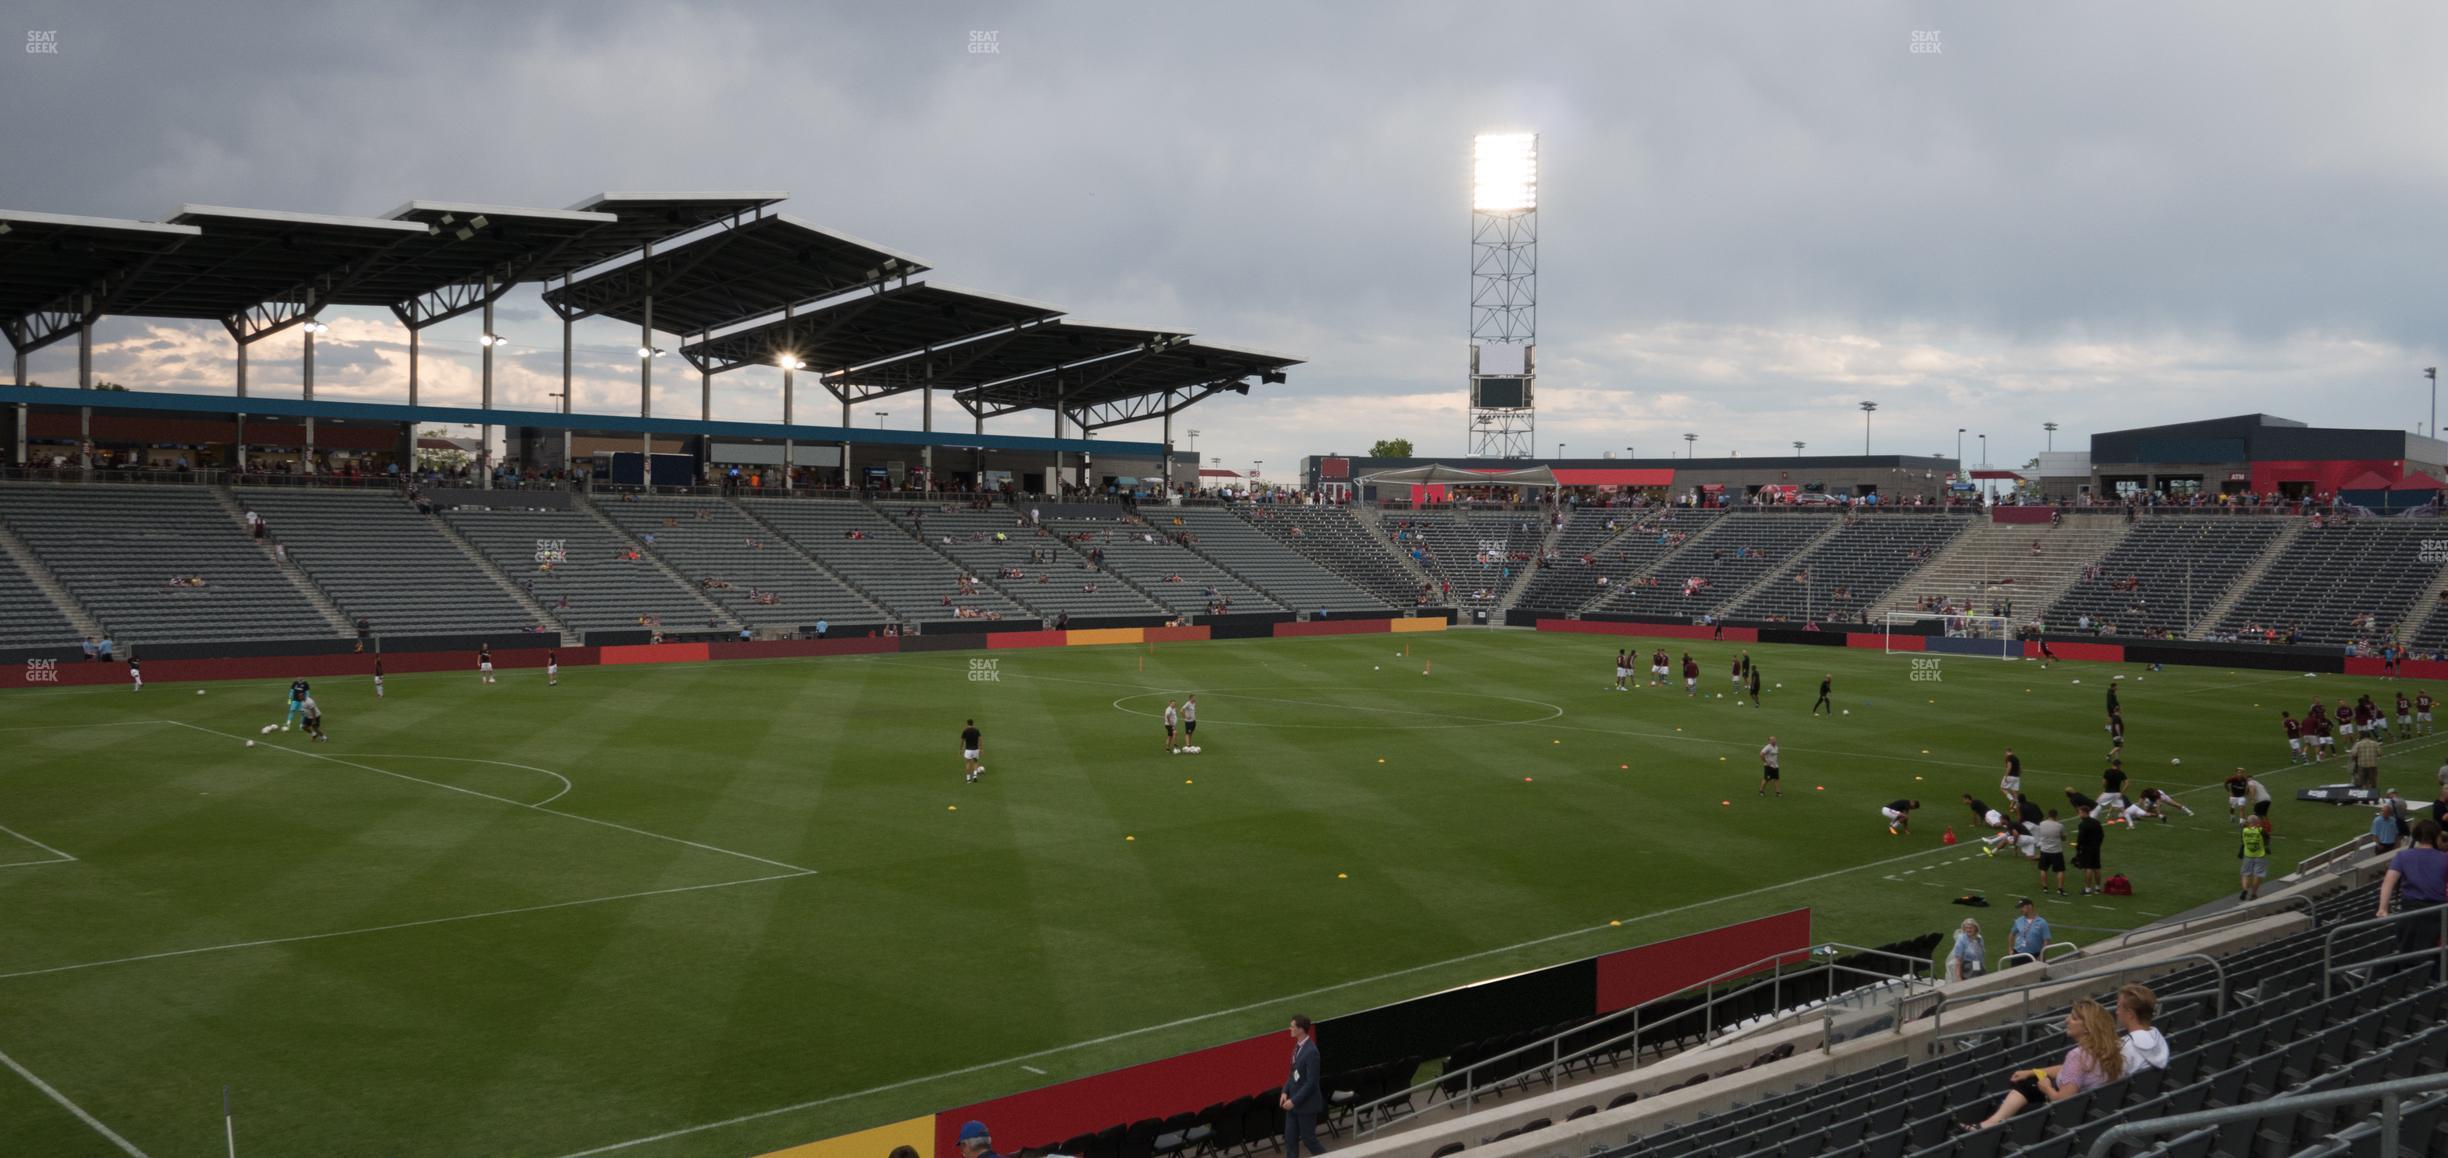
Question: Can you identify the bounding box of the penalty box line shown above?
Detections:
[0,822,77,870]
[550,839,1958,1158]
[0,1042,149,1157]
[165,722,817,876]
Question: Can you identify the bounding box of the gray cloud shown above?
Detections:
[5,1,2444,478]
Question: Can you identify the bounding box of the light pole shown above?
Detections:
[2428,369,2439,439]
[1955,427,1965,469]
[1794,441,1805,457]
[1860,401,1878,454]
[1188,428,1201,455]
[1683,432,1697,459]
[1625,446,1635,460]
[1557,442,1566,459]
[1978,433,1987,466]
[2044,421,2058,451]
[871,410,890,429]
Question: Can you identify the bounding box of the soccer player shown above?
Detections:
[1811,674,1834,717]
[284,678,310,731]
[2073,804,2106,895]
[2397,692,2415,740]
[127,657,141,692]
[2033,809,2068,896]
[1613,649,1629,691]
[1651,648,1670,687]
[961,718,985,783]
[1747,663,1763,708]
[2064,786,2098,815]
[1182,695,1199,752]
[2099,760,2130,813]
[2419,691,2435,737]
[1758,735,1781,797]
[1163,700,1181,753]
[373,657,385,700]
[2281,710,2304,764]
[2335,698,2355,745]
[2000,749,2024,803]
[2314,709,2336,760]
[1729,654,1744,689]
[1881,798,1921,836]
[1681,653,1699,697]
[2106,708,2125,749]
[479,644,495,685]
[2237,816,2271,901]
[2106,682,2120,723]
[299,694,327,742]
[2141,785,2194,820]
[546,649,560,687]
[2226,770,2272,824]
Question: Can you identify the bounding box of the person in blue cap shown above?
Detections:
[957,1120,1004,1158]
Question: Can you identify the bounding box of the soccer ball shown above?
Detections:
[1373,666,1380,671]
[196,689,206,696]
[245,740,256,748]
[1187,746,1201,754]
[1842,709,1851,715]
[2170,757,2182,766]
[259,724,278,735]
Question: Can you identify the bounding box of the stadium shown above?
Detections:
[4,7,2446,1158]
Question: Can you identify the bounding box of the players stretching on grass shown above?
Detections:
[1758,736,1781,797]
[2122,786,2192,825]
[1681,653,1699,697]
[546,649,560,687]
[2001,749,2024,803]
[1182,695,1199,753]
[479,644,495,685]
[961,718,985,783]
[299,695,327,742]
[1614,649,1630,691]
[1747,663,1763,708]
[1163,700,1182,753]
[1811,674,1834,717]
[1882,798,1921,836]
[373,657,385,700]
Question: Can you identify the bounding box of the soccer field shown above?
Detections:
[0,633,2408,1157]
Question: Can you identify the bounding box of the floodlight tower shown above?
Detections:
[1469,133,1538,459]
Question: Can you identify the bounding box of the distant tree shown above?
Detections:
[1370,438,1414,459]
[414,426,473,473]
[92,381,128,392]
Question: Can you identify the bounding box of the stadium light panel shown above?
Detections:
[1473,133,1537,212]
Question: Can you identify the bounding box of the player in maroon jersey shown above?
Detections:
[2281,710,2305,765]
[2417,691,2435,737]
[1681,652,1700,696]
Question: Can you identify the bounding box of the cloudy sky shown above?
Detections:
[5,2,2444,478]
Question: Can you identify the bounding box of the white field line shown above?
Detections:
[165,723,815,875]
[0,822,76,869]
[0,870,816,982]
[344,753,574,807]
[0,1043,148,1156]
[549,838,1970,1158]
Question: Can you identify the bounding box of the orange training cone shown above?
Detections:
[1941,826,1958,845]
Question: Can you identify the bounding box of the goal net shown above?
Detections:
[1883,611,2019,660]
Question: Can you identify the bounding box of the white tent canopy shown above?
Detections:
[1355,463,1559,487]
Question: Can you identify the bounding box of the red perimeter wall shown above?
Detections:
[1537,619,1759,643]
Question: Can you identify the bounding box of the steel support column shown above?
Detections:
[560,315,573,476]
[76,298,91,475]
[234,339,249,469]
[1161,397,1173,494]
[480,277,494,490]
[408,324,420,407]
[640,241,654,467]
[301,322,316,468]
[781,303,795,491]
[12,345,26,467]
[921,372,934,488]
[841,395,852,488]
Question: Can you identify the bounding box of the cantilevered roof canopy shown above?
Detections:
[840,319,1191,395]
[542,212,928,334]
[961,339,1301,415]
[679,280,1060,377]
[0,210,202,351]
[99,204,431,329]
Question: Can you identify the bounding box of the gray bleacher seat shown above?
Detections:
[0,549,80,648]
[1245,506,1423,605]
[881,505,1167,620]
[1385,510,1544,607]
[441,505,719,639]
[2044,517,2287,636]
[739,498,1032,624]
[1168,508,1389,611]
[244,488,536,638]
[595,494,882,629]
[1043,515,1279,616]
[1594,513,1831,617]
[2214,521,2441,645]
[0,485,336,647]
[1735,513,1973,624]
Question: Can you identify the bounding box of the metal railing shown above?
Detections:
[2296,833,2380,877]
[2083,1070,2448,1158]
[1349,943,1936,1137]
[2106,892,2317,954]
[1930,953,2227,1050]
[2320,904,2448,998]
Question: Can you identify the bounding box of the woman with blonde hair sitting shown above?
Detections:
[1963,998,2124,1132]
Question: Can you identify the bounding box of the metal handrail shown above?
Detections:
[2320,904,2448,998]
[2297,833,2380,877]
[2084,1070,2448,1158]
[1929,953,2227,1049]
[1349,943,1935,1136]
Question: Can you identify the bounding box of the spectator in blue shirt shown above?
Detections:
[96,636,114,661]
[2009,898,2051,965]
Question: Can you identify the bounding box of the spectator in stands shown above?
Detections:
[96,636,113,661]
[80,637,97,662]
[2116,984,2170,1074]
[1963,998,2124,1132]
[954,1121,1004,1158]
[2376,819,2447,981]
[2007,898,2050,966]
[1947,919,1985,982]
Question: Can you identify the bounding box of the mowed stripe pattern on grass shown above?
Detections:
[0,636,2389,1157]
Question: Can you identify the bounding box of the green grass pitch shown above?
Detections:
[0,633,2414,1156]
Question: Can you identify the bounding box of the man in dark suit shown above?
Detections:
[1280,1014,1326,1155]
